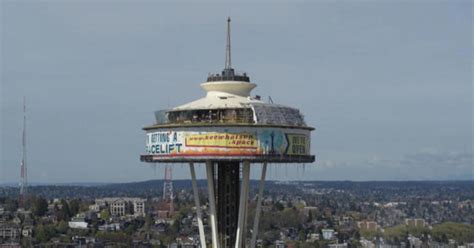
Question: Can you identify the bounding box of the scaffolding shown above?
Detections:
[249,103,307,127]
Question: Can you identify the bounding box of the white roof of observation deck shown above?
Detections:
[171,80,261,111]
[168,80,307,127]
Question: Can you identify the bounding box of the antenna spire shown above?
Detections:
[225,17,232,69]
[19,97,28,209]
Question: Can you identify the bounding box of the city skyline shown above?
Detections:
[1,1,472,183]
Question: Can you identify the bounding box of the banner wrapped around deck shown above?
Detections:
[145,127,310,157]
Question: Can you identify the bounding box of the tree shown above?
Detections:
[100,209,111,221]
[56,220,69,234]
[145,214,154,230]
[32,197,48,216]
[125,224,136,236]
[308,210,314,222]
[34,224,56,243]
[69,199,81,217]
[56,200,72,221]
[431,222,474,244]
[274,202,284,211]
[169,219,181,234]
[4,198,18,212]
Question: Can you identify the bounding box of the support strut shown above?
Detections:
[190,163,207,248]
[250,162,267,248]
[206,161,220,248]
[235,161,250,248]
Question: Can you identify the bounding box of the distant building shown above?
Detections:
[0,224,20,243]
[405,218,426,227]
[96,197,146,217]
[21,226,33,237]
[72,236,95,245]
[154,222,166,233]
[176,236,196,248]
[157,210,170,219]
[407,235,422,248]
[306,233,319,242]
[0,208,9,223]
[275,240,285,248]
[133,199,146,217]
[98,223,121,232]
[68,217,88,229]
[169,242,178,248]
[89,203,104,212]
[329,243,347,248]
[357,221,379,231]
[360,238,375,248]
[110,199,128,217]
[302,206,318,217]
[322,229,335,240]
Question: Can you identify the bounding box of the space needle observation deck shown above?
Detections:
[140,18,315,248]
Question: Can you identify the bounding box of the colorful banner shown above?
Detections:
[145,127,310,157]
[185,133,257,149]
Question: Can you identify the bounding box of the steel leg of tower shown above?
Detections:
[206,161,220,248]
[235,161,250,248]
[242,182,249,247]
[250,162,267,248]
[241,161,251,247]
[189,162,207,248]
[217,162,240,248]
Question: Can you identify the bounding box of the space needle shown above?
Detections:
[141,18,315,248]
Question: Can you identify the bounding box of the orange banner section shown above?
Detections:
[185,133,258,149]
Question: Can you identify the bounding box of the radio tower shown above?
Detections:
[19,98,28,209]
[163,164,174,215]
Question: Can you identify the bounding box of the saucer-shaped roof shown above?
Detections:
[171,80,261,111]
[166,78,307,127]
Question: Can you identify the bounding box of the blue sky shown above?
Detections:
[1,1,472,183]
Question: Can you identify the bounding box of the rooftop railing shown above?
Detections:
[207,68,250,82]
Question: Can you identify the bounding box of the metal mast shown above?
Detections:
[225,17,232,69]
[19,97,28,209]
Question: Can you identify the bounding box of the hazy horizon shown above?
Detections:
[1,178,473,187]
[1,1,472,183]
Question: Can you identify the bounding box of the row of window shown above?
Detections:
[154,105,307,127]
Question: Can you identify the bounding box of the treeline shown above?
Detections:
[2,180,472,201]
[361,222,474,245]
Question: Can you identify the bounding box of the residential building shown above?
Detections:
[322,229,335,240]
[306,233,319,242]
[0,224,20,243]
[133,199,146,217]
[275,240,285,248]
[98,223,121,232]
[360,239,375,248]
[110,199,128,217]
[405,218,426,227]
[68,217,88,229]
[357,221,379,231]
[96,197,146,217]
